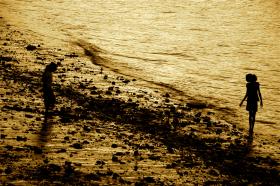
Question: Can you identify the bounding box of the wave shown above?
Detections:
[74,40,186,95]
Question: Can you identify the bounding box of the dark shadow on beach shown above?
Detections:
[37,112,54,149]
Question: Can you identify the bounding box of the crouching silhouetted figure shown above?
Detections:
[42,62,58,120]
[240,73,263,136]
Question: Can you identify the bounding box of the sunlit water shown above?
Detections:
[1,0,279,140]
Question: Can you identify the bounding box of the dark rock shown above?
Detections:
[0,56,15,62]
[106,90,112,95]
[85,173,100,181]
[203,116,211,123]
[95,160,105,166]
[5,145,14,150]
[165,98,170,103]
[112,155,119,162]
[164,93,170,98]
[83,140,90,144]
[35,117,42,121]
[144,176,155,183]
[216,128,223,135]
[43,159,49,164]
[26,44,37,51]
[83,125,91,132]
[123,79,130,84]
[111,144,118,148]
[56,148,67,153]
[134,150,140,156]
[64,136,70,141]
[134,165,138,171]
[71,142,83,149]
[25,114,34,118]
[112,173,120,179]
[104,75,108,79]
[4,167,12,174]
[64,161,75,176]
[0,134,7,139]
[16,136,27,141]
[193,117,201,123]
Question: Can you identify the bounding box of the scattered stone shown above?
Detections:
[133,150,140,156]
[111,143,118,148]
[56,148,67,153]
[0,56,15,62]
[71,142,83,149]
[165,98,170,103]
[26,44,37,51]
[164,93,170,97]
[83,140,90,144]
[35,117,42,121]
[4,167,12,174]
[144,176,155,183]
[216,128,223,135]
[25,114,34,118]
[106,90,112,95]
[5,145,13,150]
[123,79,130,84]
[0,134,7,139]
[83,125,91,132]
[96,160,105,166]
[112,155,119,162]
[16,136,27,141]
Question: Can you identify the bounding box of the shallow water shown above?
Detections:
[1,0,279,138]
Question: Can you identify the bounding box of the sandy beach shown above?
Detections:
[0,15,279,185]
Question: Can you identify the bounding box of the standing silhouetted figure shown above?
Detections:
[42,62,58,119]
[240,73,263,136]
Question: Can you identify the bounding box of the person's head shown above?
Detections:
[46,62,58,72]
[246,73,253,82]
[252,74,257,82]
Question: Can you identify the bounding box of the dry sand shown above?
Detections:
[0,16,279,185]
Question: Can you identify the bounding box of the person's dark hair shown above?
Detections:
[252,74,257,82]
[246,73,253,82]
[46,62,58,72]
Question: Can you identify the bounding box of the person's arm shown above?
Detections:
[240,93,247,107]
[258,85,263,107]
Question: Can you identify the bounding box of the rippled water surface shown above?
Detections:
[2,0,280,137]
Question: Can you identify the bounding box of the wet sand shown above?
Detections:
[0,16,279,185]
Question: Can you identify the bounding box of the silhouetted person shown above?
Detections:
[240,73,263,136]
[42,62,58,120]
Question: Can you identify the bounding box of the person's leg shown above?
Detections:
[251,111,256,133]
[249,111,253,134]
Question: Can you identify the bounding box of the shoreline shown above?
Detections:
[1,16,279,185]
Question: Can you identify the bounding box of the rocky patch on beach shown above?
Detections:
[0,17,279,185]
